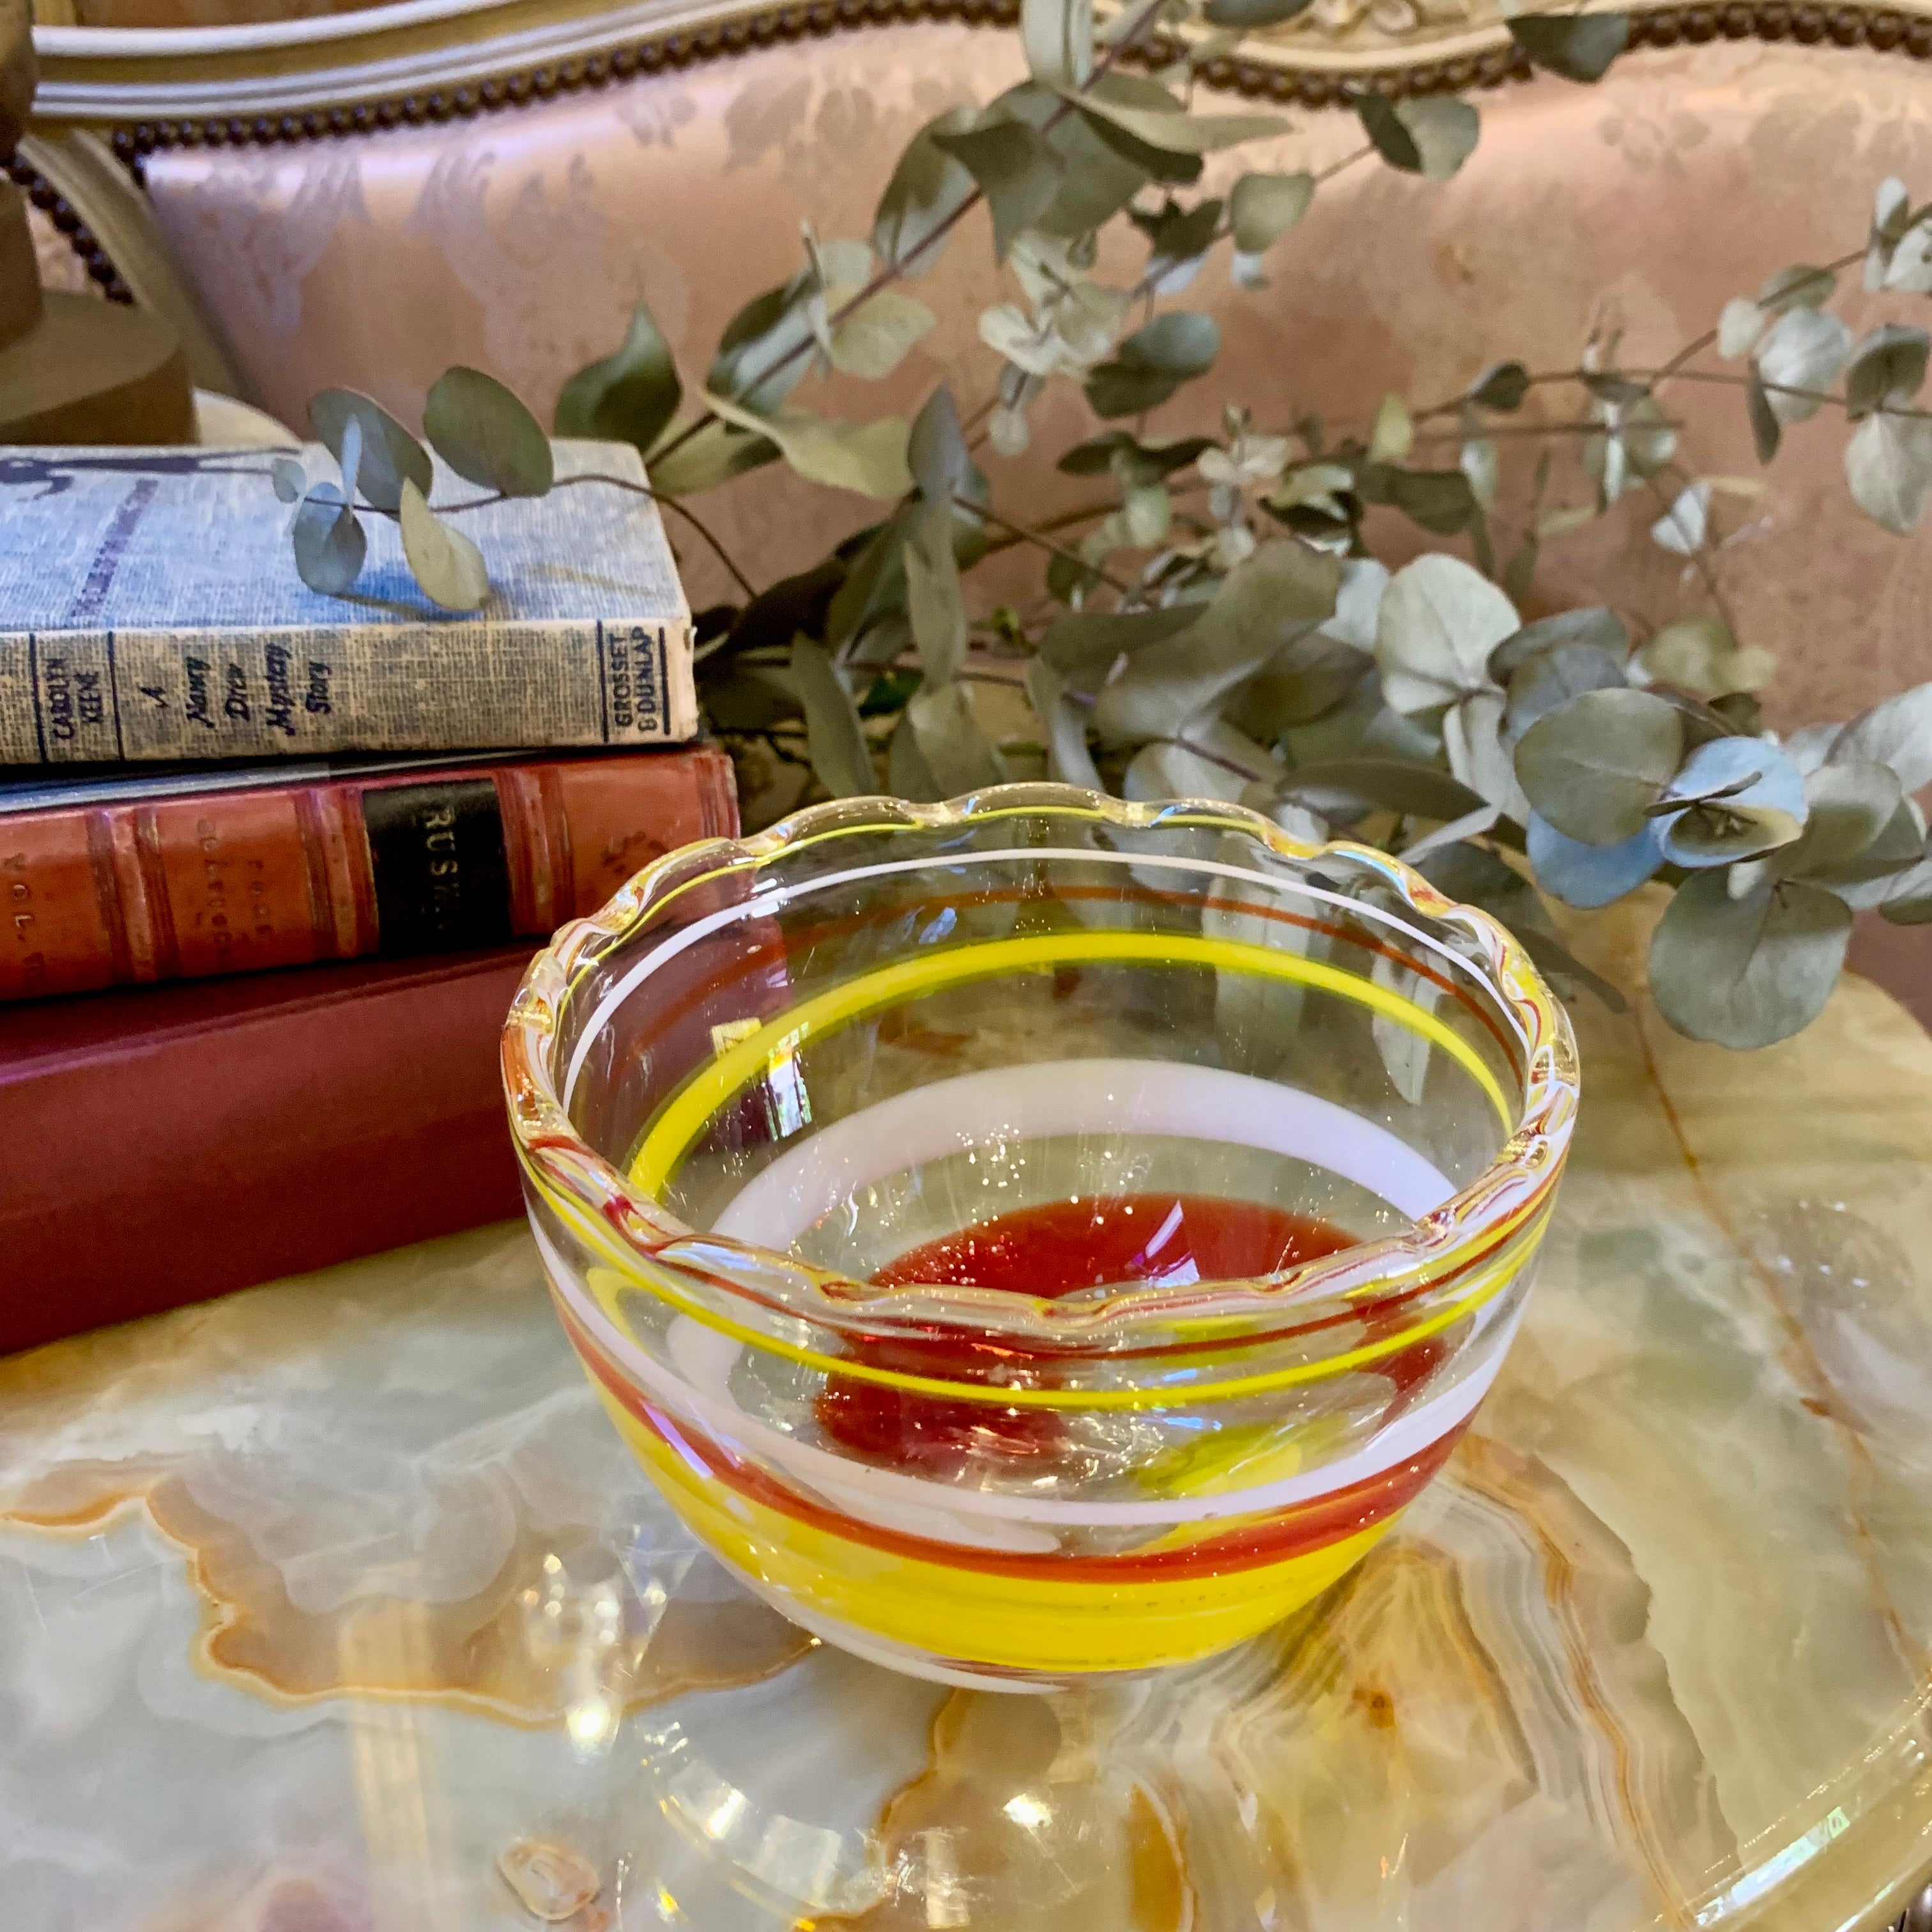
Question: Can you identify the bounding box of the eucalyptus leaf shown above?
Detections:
[309,390,432,516]
[1460,438,1499,510]
[1883,217,1932,294]
[1759,263,1837,312]
[702,662,801,733]
[1827,680,1932,792]
[1025,88,1163,233]
[1844,410,1932,534]
[1382,466,1478,535]
[1228,632,1372,738]
[555,301,683,455]
[1204,0,1313,22]
[1093,540,1338,742]
[1755,307,1852,425]
[1119,738,1244,808]
[291,485,366,595]
[1375,553,1518,713]
[1280,758,1486,824]
[1353,92,1419,172]
[1636,613,1775,698]
[1527,813,1664,908]
[873,107,977,278]
[825,514,911,652]
[271,456,305,505]
[1648,871,1851,1048]
[1503,640,1627,745]
[1042,602,1202,693]
[1717,298,1767,362]
[1882,877,1932,923]
[902,512,967,685]
[1370,944,1440,1104]
[705,390,912,499]
[1058,431,1213,478]
[1783,721,1842,776]
[1648,480,1709,555]
[397,479,489,611]
[1514,687,1685,844]
[1022,0,1091,88]
[1443,689,1529,821]
[1395,95,1480,181]
[1322,556,1391,651]
[342,418,370,514]
[647,419,781,497]
[424,367,554,498]
[1369,394,1413,463]
[1517,927,1629,1013]
[1654,735,1807,865]
[1469,360,1530,411]
[1028,657,1103,788]
[792,638,876,797]
[887,707,942,801]
[1414,841,1552,940]
[1844,323,1929,418]
[909,384,974,506]
[1067,86,1290,158]
[829,289,937,379]
[1402,806,1503,867]
[1230,172,1314,254]
[1506,12,1630,82]
[1746,365,1781,463]
[1489,607,1627,683]
[932,119,1065,260]
[1085,312,1220,418]
[714,556,846,664]
[1778,760,1905,882]
[707,277,817,413]
[1867,178,1912,291]
[1137,196,1223,293]
[907,680,1007,793]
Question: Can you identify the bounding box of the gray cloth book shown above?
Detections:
[0,438,696,763]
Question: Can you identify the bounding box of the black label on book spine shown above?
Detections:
[362,779,513,956]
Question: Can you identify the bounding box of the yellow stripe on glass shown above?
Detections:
[629,929,1511,1195]
[595,1385,1393,1675]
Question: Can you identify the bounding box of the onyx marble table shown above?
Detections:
[5,906,1932,1932]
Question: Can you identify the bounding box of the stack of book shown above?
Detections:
[0,441,730,1352]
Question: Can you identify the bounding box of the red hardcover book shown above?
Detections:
[0,948,538,1354]
[0,745,736,1000]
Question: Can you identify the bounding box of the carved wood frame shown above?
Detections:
[22,0,1932,169]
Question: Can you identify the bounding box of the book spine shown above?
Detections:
[0,617,698,764]
[0,746,736,1001]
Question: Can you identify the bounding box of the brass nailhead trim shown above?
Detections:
[5,152,136,302]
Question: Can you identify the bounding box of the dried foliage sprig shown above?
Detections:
[274,0,1932,1050]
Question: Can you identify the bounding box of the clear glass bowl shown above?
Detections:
[502,783,1579,1692]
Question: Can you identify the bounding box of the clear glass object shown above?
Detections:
[503,784,1579,1690]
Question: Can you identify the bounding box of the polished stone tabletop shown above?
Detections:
[5,907,1932,1932]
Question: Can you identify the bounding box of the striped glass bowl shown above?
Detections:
[502,784,1579,1691]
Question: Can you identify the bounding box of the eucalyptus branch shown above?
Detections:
[1409,418,1683,444]
[349,468,761,599]
[1314,144,1376,186]
[649,0,1172,473]
[656,496,762,598]
[1148,734,1268,783]
[973,480,1213,562]
[1643,467,1743,644]
[954,494,1136,595]
[1636,367,1932,421]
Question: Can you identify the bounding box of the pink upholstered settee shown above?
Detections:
[20,0,1932,1004]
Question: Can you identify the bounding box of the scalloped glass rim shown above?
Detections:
[502,783,1579,1344]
